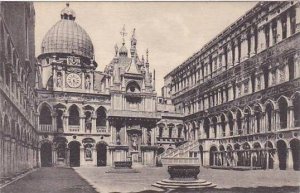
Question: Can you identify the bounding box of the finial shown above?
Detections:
[132,28,136,38]
[141,55,144,63]
[66,2,70,7]
[114,44,118,57]
[120,25,127,45]
[146,49,149,63]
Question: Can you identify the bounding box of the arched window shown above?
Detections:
[244,109,251,134]
[254,105,262,133]
[39,105,52,125]
[221,114,226,137]
[69,105,80,125]
[288,57,294,81]
[212,117,217,138]
[204,118,210,139]
[266,103,273,131]
[228,112,234,136]
[278,98,288,129]
[96,107,106,127]
[236,110,242,135]
[293,94,300,127]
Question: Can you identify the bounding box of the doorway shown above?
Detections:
[41,143,52,167]
[96,143,107,166]
[69,141,81,167]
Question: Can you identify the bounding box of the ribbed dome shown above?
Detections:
[41,4,94,59]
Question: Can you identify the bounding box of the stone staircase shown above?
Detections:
[160,140,201,165]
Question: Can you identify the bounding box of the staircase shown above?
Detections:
[160,140,201,165]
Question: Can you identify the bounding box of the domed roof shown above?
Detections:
[119,43,128,57]
[40,4,94,59]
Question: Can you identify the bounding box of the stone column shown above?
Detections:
[228,83,233,101]
[257,27,266,53]
[286,148,294,170]
[227,44,232,69]
[295,4,300,33]
[269,23,273,47]
[277,17,283,42]
[80,116,85,133]
[92,114,97,134]
[286,12,291,37]
[288,106,294,128]
[250,29,256,57]
[234,39,239,65]
[241,33,249,62]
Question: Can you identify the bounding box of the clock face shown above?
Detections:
[66,73,81,88]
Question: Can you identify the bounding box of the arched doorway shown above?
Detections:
[209,146,218,166]
[265,141,274,169]
[277,140,287,170]
[41,142,52,167]
[96,142,107,166]
[69,141,81,167]
[290,139,300,170]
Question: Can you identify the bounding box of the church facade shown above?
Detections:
[34,4,183,168]
[162,1,300,170]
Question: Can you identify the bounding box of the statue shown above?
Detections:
[132,134,138,151]
[57,73,62,88]
[85,147,92,159]
[85,75,91,89]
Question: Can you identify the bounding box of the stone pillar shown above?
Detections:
[250,29,256,57]
[80,116,85,133]
[92,115,97,133]
[227,45,232,69]
[241,33,248,62]
[277,17,282,43]
[295,4,300,33]
[257,27,266,53]
[269,23,273,47]
[286,12,291,37]
[234,39,239,65]
[287,148,294,170]
[228,83,233,101]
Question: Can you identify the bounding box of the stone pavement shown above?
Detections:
[1,166,299,193]
[74,166,300,193]
[1,167,98,193]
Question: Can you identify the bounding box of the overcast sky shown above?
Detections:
[34,1,257,95]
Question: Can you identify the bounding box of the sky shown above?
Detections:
[34,1,257,95]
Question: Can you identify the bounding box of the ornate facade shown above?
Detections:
[0,2,38,180]
[35,4,183,168]
[161,1,300,171]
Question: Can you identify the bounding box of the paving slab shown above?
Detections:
[1,167,98,193]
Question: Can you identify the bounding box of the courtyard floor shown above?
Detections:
[1,166,299,193]
[74,166,300,193]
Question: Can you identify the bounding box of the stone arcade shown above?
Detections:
[1,1,300,182]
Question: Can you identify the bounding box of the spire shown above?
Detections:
[114,44,119,57]
[130,28,137,57]
[126,51,140,74]
[146,49,149,66]
[120,25,127,45]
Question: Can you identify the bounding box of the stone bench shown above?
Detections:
[114,161,132,169]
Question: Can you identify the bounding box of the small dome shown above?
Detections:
[40,3,94,59]
[61,3,76,20]
[119,43,128,57]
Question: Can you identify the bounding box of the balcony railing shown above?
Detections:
[96,126,109,134]
[39,124,54,132]
[156,137,184,143]
[69,125,80,132]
